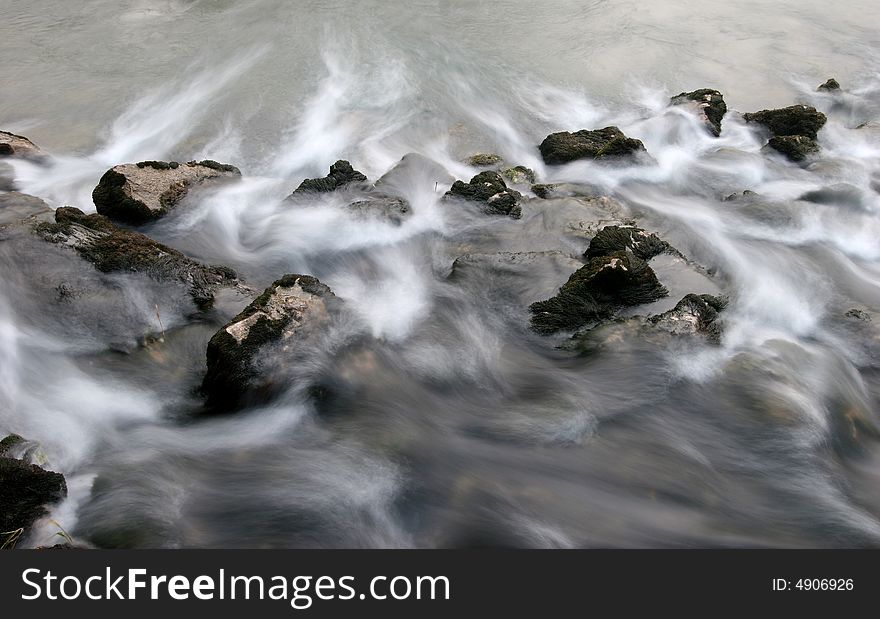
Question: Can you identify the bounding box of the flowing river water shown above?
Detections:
[2,0,880,547]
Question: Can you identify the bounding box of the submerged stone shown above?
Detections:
[346,196,410,225]
[93,159,241,225]
[201,274,336,412]
[539,126,647,165]
[446,170,523,218]
[466,153,503,167]
[670,88,727,136]
[34,207,241,309]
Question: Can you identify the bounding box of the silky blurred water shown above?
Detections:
[2,0,880,548]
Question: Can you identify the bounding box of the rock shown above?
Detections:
[670,88,727,136]
[799,184,865,208]
[0,434,25,458]
[466,153,503,167]
[539,127,647,165]
[531,183,558,199]
[766,135,819,162]
[346,196,410,225]
[845,308,871,322]
[34,207,241,309]
[1,439,67,535]
[0,192,53,226]
[723,190,758,202]
[289,160,367,196]
[530,251,668,334]
[201,274,337,411]
[0,130,42,160]
[374,153,455,191]
[92,160,241,225]
[648,293,727,341]
[0,162,15,191]
[446,170,523,219]
[818,78,841,92]
[742,105,827,140]
[584,225,670,261]
[501,166,536,185]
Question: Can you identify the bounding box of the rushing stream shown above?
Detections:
[2,0,880,547]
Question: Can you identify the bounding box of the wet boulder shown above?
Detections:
[1,436,67,536]
[34,207,242,309]
[530,251,668,334]
[374,153,455,192]
[0,130,42,160]
[818,78,841,92]
[288,160,367,196]
[742,105,827,140]
[0,192,54,227]
[766,135,819,163]
[648,293,726,342]
[201,274,337,411]
[501,166,536,185]
[446,170,523,218]
[742,105,826,163]
[584,225,670,261]
[670,89,727,136]
[93,160,241,225]
[539,127,647,165]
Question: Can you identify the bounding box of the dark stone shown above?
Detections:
[0,434,25,457]
[723,190,758,202]
[818,78,841,92]
[446,170,523,218]
[530,251,668,334]
[585,225,670,261]
[670,88,727,136]
[742,105,827,140]
[93,160,240,225]
[539,126,647,165]
[531,184,558,199]
[201,274,336,412]
[649,294,727,342]
[767,135,819,162]
[0,452,67,534]
[290,160,367,196]
[34,207,240,309]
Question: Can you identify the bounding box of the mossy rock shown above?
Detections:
[585,225,670,261]
[539,127,647,165]
[466,153,503,167]
[670,88,727,136]
[530,251,668,333]
[0,456,67,533]
[767,135,819,162]
[289,160,368,196]
[742,105,827,140]
[34,207,239,308]
[446,170,522,219]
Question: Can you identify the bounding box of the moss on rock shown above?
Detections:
[446,170,523,218]
[539,127,647,165]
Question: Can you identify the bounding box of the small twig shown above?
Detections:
[154,304,166,342]
[48,519,74,546]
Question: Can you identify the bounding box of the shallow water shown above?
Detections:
[2,0,880,547]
